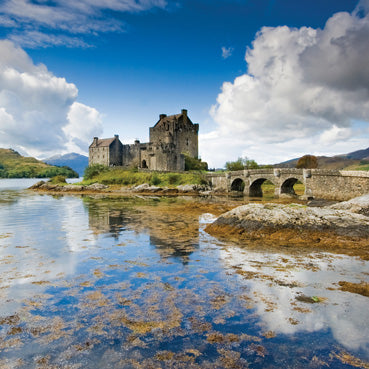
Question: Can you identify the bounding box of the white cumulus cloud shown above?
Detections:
[0,40,103,157]
[204,4,369,167]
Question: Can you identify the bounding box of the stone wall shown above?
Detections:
[89,146,110,166]
[109,140,123,166]
[305,170,369,201]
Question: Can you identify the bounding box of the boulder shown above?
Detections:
[29,181,45,189]
[205,203,369,248]
[176,184,196,193]
[86,183,108,191]
[329,194,369,216]
[146,186,162,193]
[132,183,150,192]
[60,185,85,191]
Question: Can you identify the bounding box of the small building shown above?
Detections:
[89,109,199,171]
[89,135,123,166]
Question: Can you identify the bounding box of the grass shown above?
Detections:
[82,167,210,187]
[261,181,305,197]
[343,163,369,171]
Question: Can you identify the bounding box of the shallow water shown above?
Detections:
[0,181,368,368]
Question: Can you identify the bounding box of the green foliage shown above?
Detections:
[150,173,162,186]
[83,164,109,180]
[168,173,180,185]
[184,155,208,171]
[296,155,318,169]
[48,175,67,184]
[225,157,259,171]
[0,148,78,178]
[38,166,78,178]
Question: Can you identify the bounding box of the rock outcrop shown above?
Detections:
[329,194,369,216]
[205,199,369,258]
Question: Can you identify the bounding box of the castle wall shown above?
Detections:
[89,146,110,166]
[109,140,123,166]
[122,143,141,167]
[174,123,199,158]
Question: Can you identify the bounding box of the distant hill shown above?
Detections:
[44,153,88,176]
[0,148,78,178]
[276,147,369,170]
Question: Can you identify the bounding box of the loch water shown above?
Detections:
[0,179,369,368]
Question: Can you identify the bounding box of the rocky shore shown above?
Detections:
[205,195,369,259]
[28,181,213,196]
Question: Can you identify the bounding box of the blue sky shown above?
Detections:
[0,0,368,167]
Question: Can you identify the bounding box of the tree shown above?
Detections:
[225,157,259,171]
[184,155,208,171]
[296,155,318,169]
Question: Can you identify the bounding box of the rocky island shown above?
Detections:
[205,194,369,259]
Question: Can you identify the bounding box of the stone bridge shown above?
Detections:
[206,168,369,201]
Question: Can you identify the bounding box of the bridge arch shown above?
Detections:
[281,177,298,195]
[249,178,276,197]
[230,178,245,192]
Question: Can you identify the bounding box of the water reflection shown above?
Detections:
[219,247,369,354]
[83,196,200,264]
[0,188,368,368]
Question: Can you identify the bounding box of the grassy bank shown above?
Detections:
[82,165,209,187]
[0,148,78,178]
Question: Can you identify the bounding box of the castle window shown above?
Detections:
[186,138,189,146]
[142,160,148,168]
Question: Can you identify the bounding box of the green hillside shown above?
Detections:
[0,148,78,178]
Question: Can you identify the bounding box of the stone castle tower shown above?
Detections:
[89,109,199,171]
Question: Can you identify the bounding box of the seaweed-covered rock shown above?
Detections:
[205,203,369,256]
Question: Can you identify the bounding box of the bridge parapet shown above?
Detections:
[206,168,369,200]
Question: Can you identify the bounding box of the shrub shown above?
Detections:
[296,155,318,169]
[168,173,180,185]
[150,173,161,186]
[83,164,109,180]
[184,155,208,171]
[49,175,67,184]
[225,157,259,171]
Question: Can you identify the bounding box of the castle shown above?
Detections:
[89,109,199,171]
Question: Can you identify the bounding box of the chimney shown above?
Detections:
[160,114,167,120]
[182,109,187,124]
[114,134,119,139]
[93,137,98,145]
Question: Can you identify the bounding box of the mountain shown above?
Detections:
[276,147,369,170]
[343,147,369,160]
[44,153,88,176]
[0,148,78,178]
